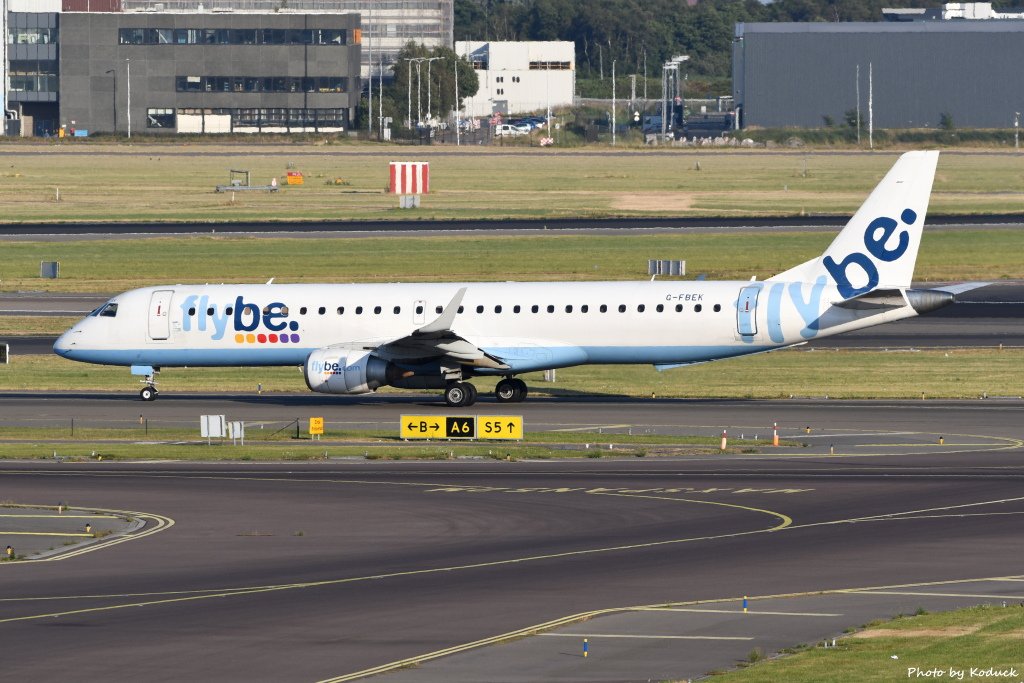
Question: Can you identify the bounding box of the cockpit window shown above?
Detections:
[98,303,118,318]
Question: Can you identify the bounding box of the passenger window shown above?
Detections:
[531,305,539,313]
[547,305,555,313]
[495,305,502,313]
[581,305,589,313]
[187,307,196,316]
[565,305,573,313]
[637,304,645,313]
[393,306,401,314]
[207,307,214,316]
[318,307,326,315]
[374,306,382,314]
[299,307,307,315]
[618,304,626,313]
[656,304,664,312]
[476,305,484,313]
[436,305,443,314]
[600,304,608,313]
[513,305,521,313]
[713,304,721,312]
[416,305,423,314]
[355,306,363,314]
[675,304,683,312]
[458,306,464,313]
[337,306,344,315]
[226,307,234,315]
[695,304,703,313]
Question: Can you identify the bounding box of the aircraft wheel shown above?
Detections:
[140,386,158,402]
[511,378,528,402]
[445,382,472,407]
[464,382,478,406]
[495,378,521,403]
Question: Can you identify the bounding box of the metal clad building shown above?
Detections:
[733,22,1024,129]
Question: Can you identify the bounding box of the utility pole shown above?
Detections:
[611,60,616,146]
[126,57,131,139]
[868,61,876,150]
[367,4,373,136]
[404,58,414,129]
[1,0,8,136]
[856,64,861,146]
[454,55,460,146]
[425,56,441,121]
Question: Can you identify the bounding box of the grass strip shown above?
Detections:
[1,146,1023,223]
[716,604,1024,683]
[1,230,1023,295]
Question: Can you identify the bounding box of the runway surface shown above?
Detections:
[1,396,1023,681]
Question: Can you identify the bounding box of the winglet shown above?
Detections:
[414,287,467,335]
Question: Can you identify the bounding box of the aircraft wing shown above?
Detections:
[345,287,511,370]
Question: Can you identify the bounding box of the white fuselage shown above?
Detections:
[53,279,919,374]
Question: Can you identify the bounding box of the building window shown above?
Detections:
[146,109,175,128]
[529,61,571,70]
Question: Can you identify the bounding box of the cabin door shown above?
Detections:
[736,285,760,337]
[148,290,173,341]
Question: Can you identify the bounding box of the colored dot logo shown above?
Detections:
[234,332,300,344]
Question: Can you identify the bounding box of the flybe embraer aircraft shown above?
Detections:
[55,151,958,406]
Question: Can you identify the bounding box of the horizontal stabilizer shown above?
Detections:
[832,288,906,310]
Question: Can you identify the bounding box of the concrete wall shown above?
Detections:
[733,21,1024,129]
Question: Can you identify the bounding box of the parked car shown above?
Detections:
[494,123,529,136]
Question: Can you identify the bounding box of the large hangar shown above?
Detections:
[732,21,1024,129]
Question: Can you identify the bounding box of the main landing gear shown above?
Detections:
[443,377,528,407]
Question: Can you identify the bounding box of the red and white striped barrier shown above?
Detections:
[389,161,430,194]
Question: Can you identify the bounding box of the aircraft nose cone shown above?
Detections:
[53,330,77,358]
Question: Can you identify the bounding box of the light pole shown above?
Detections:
[105,69,116,132]
[403,57,426,127]
[1016,111,1020,150]
[660,62,676,137]
[453,55,460,146]
[402,58,416,128]
[126,57,131,139]
[424,56,441,121]
[611,59,616,146]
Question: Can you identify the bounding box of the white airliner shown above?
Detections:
[55,151,960,406]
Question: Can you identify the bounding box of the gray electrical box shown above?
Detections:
[1,343,8,364]
[40,261,60,279]
[648,259,685,276]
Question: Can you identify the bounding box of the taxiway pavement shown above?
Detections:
[1,398,1022,681]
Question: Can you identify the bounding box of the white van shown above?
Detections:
[494,123,529,136]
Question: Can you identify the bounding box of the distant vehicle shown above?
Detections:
[522,116,547,128]
[55,152,974,407]
[494,123,529,136]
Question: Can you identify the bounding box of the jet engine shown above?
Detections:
[303,349,404,394]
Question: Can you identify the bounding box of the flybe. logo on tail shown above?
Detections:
[180,295,301,344]
[824,208,915,298]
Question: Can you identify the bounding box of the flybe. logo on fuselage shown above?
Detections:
[824,209,915,299]
[179,295,302,344]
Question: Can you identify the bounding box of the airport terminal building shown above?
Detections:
[3,2,362,136]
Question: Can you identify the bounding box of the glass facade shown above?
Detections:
[8,28,58,45]
[8,60,59,93]
[118,27,354,46]
[176,76,348,94]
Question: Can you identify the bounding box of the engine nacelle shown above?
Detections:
[303,349,400,394]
